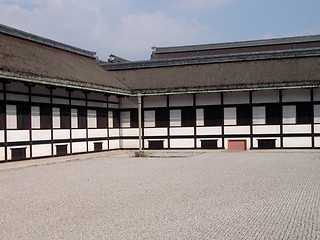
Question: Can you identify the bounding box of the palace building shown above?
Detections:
[1,23,320,161]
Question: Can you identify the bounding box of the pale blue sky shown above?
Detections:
[1,0,320,60]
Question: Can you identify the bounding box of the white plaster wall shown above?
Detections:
[252,125,280,134]
[196,93,221,106]
[109,129,120,137]
[0,131,4,142]
[224,107,236,125]
[144,128,167,136]
[53,143,70,155]
[283,137,311,147]
[224,92,249,104]
[145,139,168,149]
[282,124,311,134]
[88,110,97,128]
[31,106,40,129]
[52,107,60,128]
[31,96,50,103]
[314,137,320,147]
[170,139,194,148]
[313,88,320,101]
[144,96,167,108]
[282,89,310,102]
[31,85,50,95]
[252,90,279,103]
[71,109,78,128]
[52,88,68,97]
[0,93,3,100]
[170,127,194,136]
[9,146,30,159]
[225,138,250,150]
[169,95,193,107]
[283,106,296,124]
[109,140,120,149]
[87,101,108,108]
[314,105,320,123]
[108,111,113,128]
[196,109,204,126]
[170,110,181,127]
[52,98,69,105]
[314,124,320,133]
[32,144,52,157]
[120,139,139,149]
[6,105,17,129]
[120,111,130,128]
[71,129,86,139]
[32,130,51,141]
[196,138,222,148]
[120,97,138,108]
[120,128,139,136]
[253,137,281,148]
[88,129,107,138]
[252,106,266,125]
[71,100,86,106]
[53,129,70,140]
[6,82,28,92]
[196,127,222,135]
[0,147,5,161]
[144,111,155,127]
[224,126,250,135]
[7,130,29,142]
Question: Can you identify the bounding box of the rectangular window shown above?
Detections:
[17,104,30,130]
[155,108,169,127]
[31,106,40,129]
[130,109,138,128]
[78,108,87,129]
[97,108,108,128]
[52,107,60,128]
[88,109,97,128]
[71,109,78,128]
[40,105,52,129]
[201,140,218,149]
[60,107,71,129]
[314,105,320,124]
[266,104,281,125]
[181,107,195,127]
[120,111,130,128]
[108,111,113,128]
[283,105,296,124]
[113,110,120,128]
[144,110,155,127]
[252,106,266,125]
[7,105,17,129]
[204,106,223,126]
[224,107,236,126]
[237,105,252,125]
[11,147,27,161]
[170,109,181,127]
[296,103,313,124]
[0,103,5,130]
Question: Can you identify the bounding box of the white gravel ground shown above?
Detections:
[0,151,319,239]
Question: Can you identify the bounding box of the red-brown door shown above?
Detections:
[228,140,246,151]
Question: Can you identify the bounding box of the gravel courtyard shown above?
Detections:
[0,151,319,239]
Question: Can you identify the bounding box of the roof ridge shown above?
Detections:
[0,24,97,59]
[153,34,320,54]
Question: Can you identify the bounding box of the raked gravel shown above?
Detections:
[0,151,319,239]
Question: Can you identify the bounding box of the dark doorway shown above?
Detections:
[149,140,164,149]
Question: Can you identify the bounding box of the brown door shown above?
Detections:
[228,140,246,151]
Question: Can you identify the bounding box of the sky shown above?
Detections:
[1,0,320,61]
